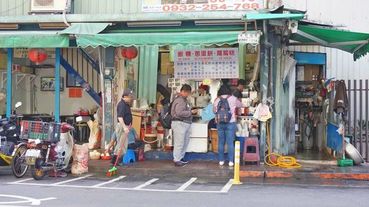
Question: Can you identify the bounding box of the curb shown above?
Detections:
[239,170,369,181]
[312,173,369,181]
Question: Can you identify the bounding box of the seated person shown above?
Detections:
[106,128,144,164]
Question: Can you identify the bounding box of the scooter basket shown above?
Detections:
[20,121,61,143]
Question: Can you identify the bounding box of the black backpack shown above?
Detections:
[215,96,232,124]
[159,100,174,129]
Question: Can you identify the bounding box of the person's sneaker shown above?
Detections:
[219,161,225,166]
[229,162,234,167]
[174,161,187,167]
[180,159,189,164]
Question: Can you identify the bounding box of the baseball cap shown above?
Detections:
[122,89,134,97]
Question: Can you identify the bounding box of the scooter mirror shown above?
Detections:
[15,102,22,109]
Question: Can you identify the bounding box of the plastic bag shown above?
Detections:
[87,120,101,150]
[201,104,215,121]
[71,143,89,175]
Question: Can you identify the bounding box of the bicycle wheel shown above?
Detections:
[11,145,29,178]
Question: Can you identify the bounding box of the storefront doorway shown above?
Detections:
[294,52,331,160]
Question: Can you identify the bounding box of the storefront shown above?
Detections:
[4,9,369,164]
[61,12,307,161]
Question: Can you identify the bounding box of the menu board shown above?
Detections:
[174,48,239,80]
[142,0,264,13]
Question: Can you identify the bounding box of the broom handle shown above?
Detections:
[113,129,129,167]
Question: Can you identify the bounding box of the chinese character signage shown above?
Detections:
[174,48,239,80]
[142,0,264,13]
[238,31,262,45]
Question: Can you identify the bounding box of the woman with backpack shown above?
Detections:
[213,85,242,167]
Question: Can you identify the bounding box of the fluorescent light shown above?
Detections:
[0,24,19,30]
[39,23,68,29]
[194,20,243,26]
[127,21,182,27]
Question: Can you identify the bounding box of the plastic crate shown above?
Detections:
[20,121,61,143]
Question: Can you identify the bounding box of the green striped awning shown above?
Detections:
[76,31,241,48]
[59,23,111,35]
[291,25,369,60]
[0,31,69,48]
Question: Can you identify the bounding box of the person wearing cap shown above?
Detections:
[106,89,134,164]
[193,84,211,108]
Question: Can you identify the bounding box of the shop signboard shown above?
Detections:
[238,31,262,45]
[142,0,264,13]
[174,48,239,80]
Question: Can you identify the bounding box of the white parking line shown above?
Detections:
[0,194,56,206]
[9,178,33,184]
[51,174,92,186]
[221,179,234,193]
[8,182,226,194]
[133,178,159,189]
[176,177,197,191]
[92,176,126,188]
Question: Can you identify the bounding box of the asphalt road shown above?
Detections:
[1,167,369,207]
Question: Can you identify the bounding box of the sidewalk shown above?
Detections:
[88,159,369,182]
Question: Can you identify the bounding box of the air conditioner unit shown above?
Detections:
[30,0,71,13]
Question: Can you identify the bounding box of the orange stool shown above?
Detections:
[243,137,260,165]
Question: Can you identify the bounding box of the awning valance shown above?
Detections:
[0,31,69,48]
[243,13,305,21]
[76,31,240,48]
[59,23,111,35]
[291,25,369,60]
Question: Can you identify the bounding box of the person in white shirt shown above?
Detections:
[193,84,211,108]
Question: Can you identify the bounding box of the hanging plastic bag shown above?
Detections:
[71,143,89,175]
[201,104,215,121]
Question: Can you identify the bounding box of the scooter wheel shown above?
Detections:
[31,159,46,180]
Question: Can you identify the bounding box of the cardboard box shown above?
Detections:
[0,52,6,70]
[304,65,320,81]
[160,53,174,75]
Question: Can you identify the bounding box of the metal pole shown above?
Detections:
[354,80,357,147]
[365,79,369,162]
[348,80,351,136]
[98,47,106,149]
[6,48,13,118]
[366,80,369,161]
[360,80,363,154]
[54,48,61,123]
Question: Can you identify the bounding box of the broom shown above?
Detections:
[106,129,129,177]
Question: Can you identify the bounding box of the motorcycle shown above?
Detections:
[0,102,29,178]
[23,122,74,180]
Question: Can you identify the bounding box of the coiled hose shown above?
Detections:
[264,122,301,169]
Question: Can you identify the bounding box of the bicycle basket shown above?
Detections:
[20,121,61,143]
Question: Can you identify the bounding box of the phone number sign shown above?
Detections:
[142,0,264,13]
[174,48,239,80]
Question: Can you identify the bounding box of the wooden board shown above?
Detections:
[132,111,143,138]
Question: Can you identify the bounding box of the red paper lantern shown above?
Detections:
[121,47,138,60]
[28,49,48,64]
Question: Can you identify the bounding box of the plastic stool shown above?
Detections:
[243,137,260,165]
[122,149,136,164]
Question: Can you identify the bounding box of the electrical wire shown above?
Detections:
[264,121,302,169]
